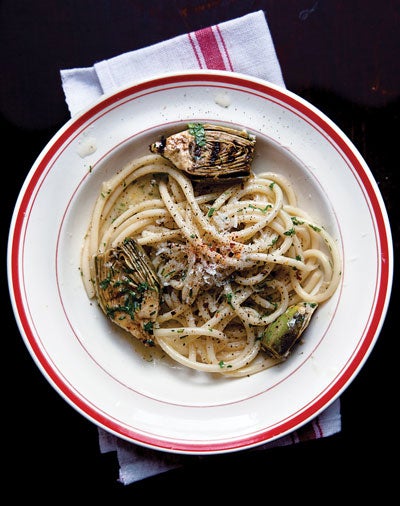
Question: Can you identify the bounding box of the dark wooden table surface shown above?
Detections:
[2,0,399,501]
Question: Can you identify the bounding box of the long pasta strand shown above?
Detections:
[81,154,341,377]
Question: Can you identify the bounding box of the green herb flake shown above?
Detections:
[249,204,272,213]
[99,275,112,290]
[226,292,234,307]
[284,227,295,237]
[143,321,154,334]
[188,122,206,147]
[291,217,304,226]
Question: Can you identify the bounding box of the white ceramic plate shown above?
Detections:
[8,70,393,454]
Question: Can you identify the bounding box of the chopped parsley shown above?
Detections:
[249,204,272,213]
[291,217,304,226]
[188,122,206,147]
[284,227,295,237]
[226,292,234,307]
[143,321,154,334]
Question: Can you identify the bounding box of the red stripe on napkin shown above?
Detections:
[188,26,234,71]
[296,419,321,442]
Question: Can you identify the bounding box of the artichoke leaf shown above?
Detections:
[260,302,318,360]
[150,123,256,181]
[94,237,161,346]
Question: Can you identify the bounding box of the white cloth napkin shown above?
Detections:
[60,9,285,116]
[60,9,341,486]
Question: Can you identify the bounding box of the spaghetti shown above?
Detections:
[81,151,341,377]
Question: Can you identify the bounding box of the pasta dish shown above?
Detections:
[80,124,341,378]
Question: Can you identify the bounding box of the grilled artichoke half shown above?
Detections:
[260,302,318,360]
[150,123,256,181]
[94,238,161,346]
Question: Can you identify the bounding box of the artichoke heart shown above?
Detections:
[150,123,256,181]
[94,238,161,346]
[260,302,318,360]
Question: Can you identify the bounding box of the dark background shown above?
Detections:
[2,0,399,501]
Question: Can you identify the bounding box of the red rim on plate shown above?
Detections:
[7,71,393,453]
